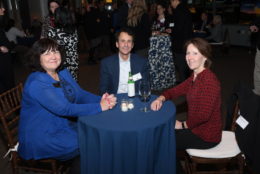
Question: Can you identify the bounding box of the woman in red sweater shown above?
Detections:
[151,37,222,150]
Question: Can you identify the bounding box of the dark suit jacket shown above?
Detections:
[226,82,260,173]
[116,3,129,29]
[0,28,15,93]
[172,3,193,53]
[127,13,151,51]
[99,53,148,94]
[84,7,102,40]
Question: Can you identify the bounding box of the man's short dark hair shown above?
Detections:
[115,27,135,42]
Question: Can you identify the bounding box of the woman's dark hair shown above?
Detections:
[157,1,167,9]
[154,1,168,20]
[184,37,212,68]
[48,0,60,16]
[115,27,135,42]
[27,38,65,72]
[54,7,75,34]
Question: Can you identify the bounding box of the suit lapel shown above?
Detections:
[114,55,120,93]
[130,54,135,74]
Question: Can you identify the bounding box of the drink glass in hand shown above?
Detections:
[139,80,151,112]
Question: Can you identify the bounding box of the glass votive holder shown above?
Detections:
[127,99,134,110]
[121,99,128,112]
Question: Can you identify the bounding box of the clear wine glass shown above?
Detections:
[139,80,151,112]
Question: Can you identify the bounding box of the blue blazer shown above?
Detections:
[18,69,102,160]
[100,53,148,94]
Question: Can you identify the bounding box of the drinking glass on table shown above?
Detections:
[138,79,151,112]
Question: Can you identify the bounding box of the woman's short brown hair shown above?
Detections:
[26,38,65,72]
[184,37,212,68]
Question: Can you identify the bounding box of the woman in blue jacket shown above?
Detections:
[18,38,116,173]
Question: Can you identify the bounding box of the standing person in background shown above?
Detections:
[5,18,36,48]
[147,2,157,24]
[0,1,15,93]
[75,7,87,52]
[151,2,172,35]
[170,0,193,83]
[110,2,119,52]
[97,1,112,58]
[84,2,102,65]
[151,38,222,174]
[167,3,173,17]
[41,0,60,38]
[193,12,211,38]
[115,0,133,30]
[206,15,224,43]
[127,0,151,58]
[29,18,42,41]
[46,7,79,81]
[149,1,176,91]
[250,17,260,95]
[5,18,26,44]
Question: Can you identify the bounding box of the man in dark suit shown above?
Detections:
[170,0,193,83]
[193,12,211,38]
[100,27,148,94]
[0,3,15,93]
[115,0,133,30]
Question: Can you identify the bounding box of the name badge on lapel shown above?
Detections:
[132,73,142,81]
[236,111,249,129]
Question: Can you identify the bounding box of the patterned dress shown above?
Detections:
[151,18,167,33]
[47,28,79,80]
[148,35,176,90]
[41,15,54,38]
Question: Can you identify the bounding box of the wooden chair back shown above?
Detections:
[184,100,245,174]
[0,83,65,174]
[0,83,23,149]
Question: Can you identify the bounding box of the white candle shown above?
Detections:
[128,103,134,110]
[121,103,128,112]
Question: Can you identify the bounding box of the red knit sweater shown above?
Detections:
[163,69,222,143]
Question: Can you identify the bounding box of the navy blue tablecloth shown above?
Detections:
[78,94,176,174]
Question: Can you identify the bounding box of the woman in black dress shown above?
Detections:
[0,1,15,93]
